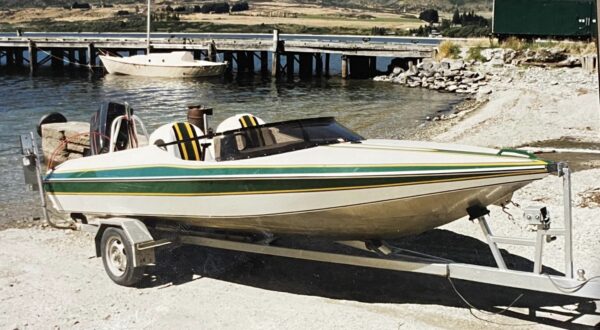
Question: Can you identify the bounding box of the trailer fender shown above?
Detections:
[94,218,156,267]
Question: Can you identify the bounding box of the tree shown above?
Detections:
[452,8,460,25]
[419,9,439,24]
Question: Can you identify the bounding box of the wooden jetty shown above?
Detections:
[0,31,437,79]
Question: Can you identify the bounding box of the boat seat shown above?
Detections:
[216,113,266,133]
[149,122,205,161]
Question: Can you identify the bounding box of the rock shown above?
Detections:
[489,58,505,67]
[533,47,568,63]
[478,86,493,95]
[550,81,559,85]
[503,49,517,64]
[449,59,465,71]
[446,85,458,92]
[439,61,451,71]
[392,74,408,84]
[462,70,477,78]
[373,75,390,82]
[391,66,404,77]
[442,69,458,77]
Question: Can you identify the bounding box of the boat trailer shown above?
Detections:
[20,133,600,300]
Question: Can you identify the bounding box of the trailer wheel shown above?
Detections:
[101,227,145,286]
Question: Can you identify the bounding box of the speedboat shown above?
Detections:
[99,52,227,78]
[44,102,551,239]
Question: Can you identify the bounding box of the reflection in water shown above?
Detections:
[0,70,463,221]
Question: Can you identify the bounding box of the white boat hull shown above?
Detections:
[45,139,551,239]
[99,53,227,77]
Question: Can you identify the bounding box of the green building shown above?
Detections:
[493,0,597,39]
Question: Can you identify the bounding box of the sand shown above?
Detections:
[1,65,600,328]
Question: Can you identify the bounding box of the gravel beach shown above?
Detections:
[1,65,599,329]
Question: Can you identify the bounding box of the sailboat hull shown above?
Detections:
[99,54,227,77]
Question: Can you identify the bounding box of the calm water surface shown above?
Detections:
[0,70,462,222]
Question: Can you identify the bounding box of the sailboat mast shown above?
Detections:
[146,0,151,53]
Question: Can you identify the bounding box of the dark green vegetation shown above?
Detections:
[493,0,596,39]
[411,9,490,37]
[418,9,439,23]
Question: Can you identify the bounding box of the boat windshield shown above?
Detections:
[213,117,363,161]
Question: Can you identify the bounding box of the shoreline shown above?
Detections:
[1,65,599,327]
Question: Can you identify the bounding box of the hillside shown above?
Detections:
[0,0,493,13]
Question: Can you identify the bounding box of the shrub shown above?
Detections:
[231,1,249,12]
[437,40,460,60]
[501,36,527,51]
[200,2,230,14]
[467,46,486,62]
[419,9,439,24]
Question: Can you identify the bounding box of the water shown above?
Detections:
[0,69,462,223]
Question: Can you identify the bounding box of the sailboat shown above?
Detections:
[99,0,227,77]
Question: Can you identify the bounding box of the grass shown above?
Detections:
[0,16,395,35]
[500,36,596,55]
[467,46,486,62]
[437,40,460,60]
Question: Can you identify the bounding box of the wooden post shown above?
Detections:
[260,51,268,75]
[236,51,246,73]
[286,53,295,78]
[207,41,216,62]
[78,49,87,66]
[6,48,14,67]
[87,43,96,71]
[224,51,233,76]
[315,53,323,77]
[299,53,312,79]
[341,55,348,79]
[50,49,63,68]
[271,52,280,78]
[28,41,37,75]
[271,29,281,78]
[325,53,330,77]
[66,49,75,67]
[369,56,377,77]
[246,51,255,74]
[14,49,24,67]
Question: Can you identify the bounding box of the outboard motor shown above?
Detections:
[89,102,132,155]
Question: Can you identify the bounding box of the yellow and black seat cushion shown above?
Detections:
[238,115,266,147]
[172,122,202,161]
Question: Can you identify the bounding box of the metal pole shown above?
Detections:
[559,163,574,278]
[596,0,600,103]
[477,215,508,269]
[147,0,151,54]
[30,132,51,226]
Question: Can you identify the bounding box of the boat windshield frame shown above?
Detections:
[213,117,364,161]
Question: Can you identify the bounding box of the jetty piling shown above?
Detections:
[1,30,436,78]
[260,51,268,75]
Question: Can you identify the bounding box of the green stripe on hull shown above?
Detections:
[46,162,548,181]
[45,169,546,196]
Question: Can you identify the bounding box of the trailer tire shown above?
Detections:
[101,227,145,286]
